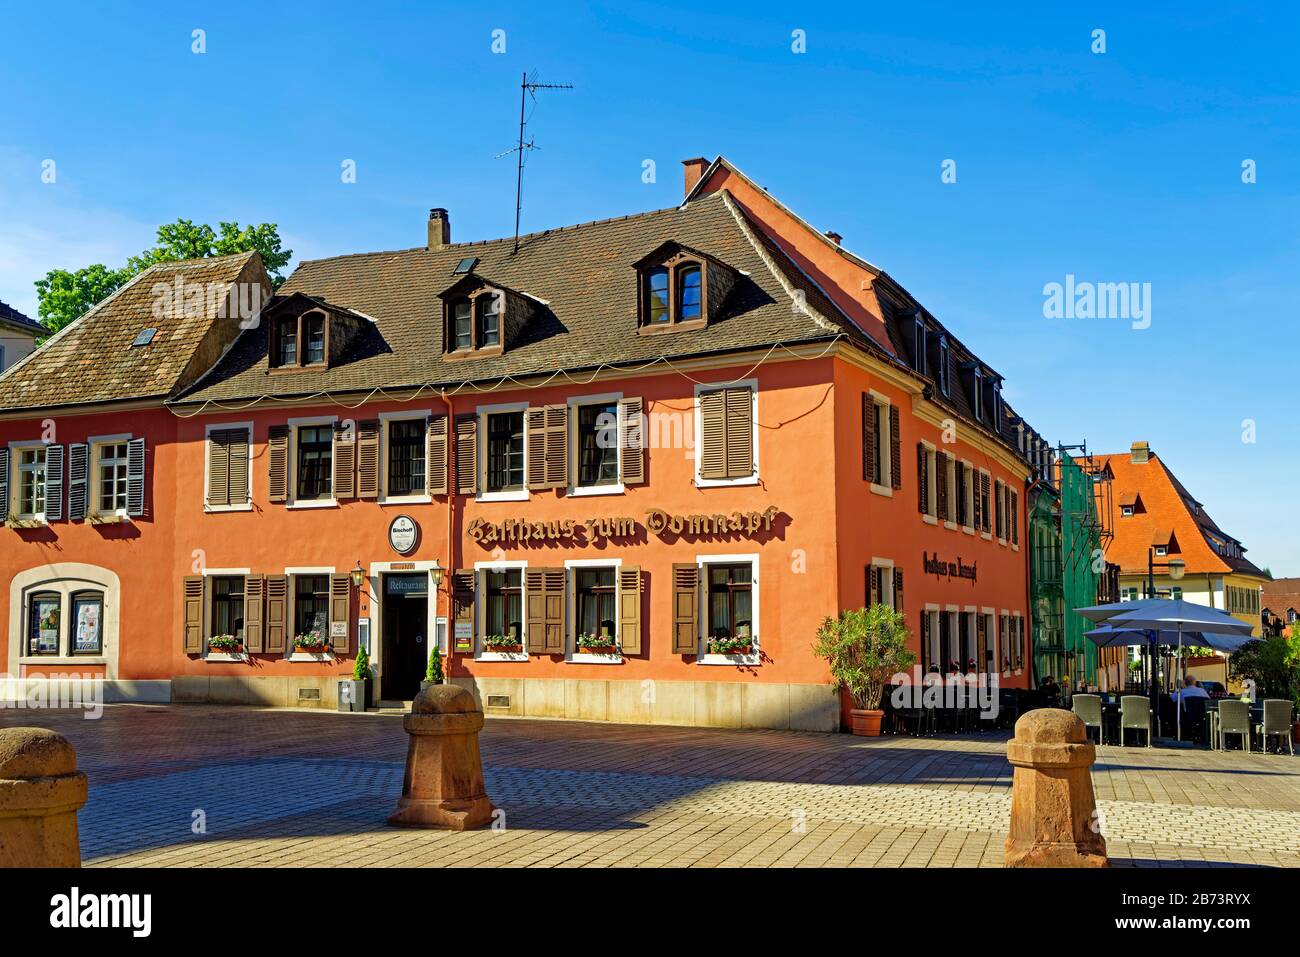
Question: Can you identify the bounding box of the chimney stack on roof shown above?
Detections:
[1130,441,1150,464]
[825,230,843,246]
[428,208,451,250]
[682,157,709,198]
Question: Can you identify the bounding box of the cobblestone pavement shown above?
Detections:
[3,704,1298,868]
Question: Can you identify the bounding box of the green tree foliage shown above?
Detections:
[426,647,444,684]
[812,604,915,711]
[1232,632,1300,702]
[352,643,372,681]
[33,218,292,340]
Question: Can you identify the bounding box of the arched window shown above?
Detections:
[451,298,473,351]
[676,264,702,321]
[645,267,670,324]
[476,293,501,347]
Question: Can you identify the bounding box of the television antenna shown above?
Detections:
[499,71,573,254]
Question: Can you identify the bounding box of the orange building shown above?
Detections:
[0,157,1037,730]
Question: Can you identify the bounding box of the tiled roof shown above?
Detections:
[1094,448,1267,579]
[0,252,261,413]
[0,301,44,336]
[1260,578,1300,614]
[176,191,862,405]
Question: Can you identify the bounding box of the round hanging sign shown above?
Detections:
[388,514,420,555]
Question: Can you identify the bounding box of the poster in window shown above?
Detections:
[74,600,102,654]
[34,599,60,654]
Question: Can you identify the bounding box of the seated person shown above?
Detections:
[1039,675,1062,707]
[1169,675,1209,703]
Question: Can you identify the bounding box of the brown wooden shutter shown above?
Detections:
[244,574,265,653]
[619,566,642,655]
[524,568,565,654]
[979,473,991,531]
[333,422,356,499]
[699,390,726,480]
[1010,489,1019,545]
[544,405,567,487]
[227,430,249,506]
[208,431,230,507]
[265,575,288,654]
[330,573,353,654]
[920,609,931,671]
[894,568,904,614]
[183,576,204,654]
[452,570,475,639]
[0,448,8,523]
[917,443,927,514]
[972,470,983,530]
[44,444,64,521]
[126,437,146,517]
[67,443,88,521]
[889,405,901,490]
[936,451,949,520]
[724,387,754,478]
[977,614,988,670]
[426,414,449,495]
[867,565,879,606]
[356,420,379,500]
[862,393,876,482]
[268,426,289,503]
[671,563,699,654]
[454,415,477,494]
[526,407,547,490]
[618,396,645,485]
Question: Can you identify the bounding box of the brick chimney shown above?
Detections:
[427,208,451,249]
[682,157,709,198]
[825,230,843,246]
[1130,441,1150,464]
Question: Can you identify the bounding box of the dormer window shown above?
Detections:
[451,299,473,351]
[937,338,950,396]
[912,314,927,375]
[265,294,367,372]
[272,310,329,369]
[634,242,733,334]
[477,294,501,347]
[277,317,297,366]
[970,367,983,419]
[305,314,326,364]
[441,281,515,359]
[991,380,1003,425]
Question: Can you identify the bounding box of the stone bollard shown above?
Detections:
[387,684,496,830]
[1004,709,1108,868]
[0,728,89,868]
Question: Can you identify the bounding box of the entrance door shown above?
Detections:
[381,574,429,701]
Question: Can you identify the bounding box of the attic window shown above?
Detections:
[132,328,158,348]
[453,257,479,276]
[270,309,332,370]
[970,367,983,419]
[445,288,504,357]
[638,253,708,333]
[937,337,950,397]
[911,315,926,375]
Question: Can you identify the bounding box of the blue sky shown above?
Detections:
[2,2,1298,571]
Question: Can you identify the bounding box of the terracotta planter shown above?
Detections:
[581,643,617,653]
[849,709,884,737]
[486,644,522,654]
[297,645,328,654]
[714,645,752,656]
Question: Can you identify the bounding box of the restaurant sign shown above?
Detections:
[922,551,977,584]
[467,506,782,548]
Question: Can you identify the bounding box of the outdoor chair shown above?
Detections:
[1119,695,1152,748]
[1216,699,1252,752]
[1257,699,1295,756]
[1072,694,1104,745]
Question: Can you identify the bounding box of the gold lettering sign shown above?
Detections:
[465,507,782,548]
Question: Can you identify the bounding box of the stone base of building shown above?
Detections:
[450,676,839,732]
[171,675,341,709]
[0,678,171,706]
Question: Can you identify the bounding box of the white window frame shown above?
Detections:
[477,401,529,503]
[379,409,433,505]
[565,557,623,664]
[473,558,528,660]
[567,391,624,498]
[960,458,975,534]
[696,553,760,665]
[1012,611,1025,675]
[869,557,896,609]
[203,421,254,513]
[286,415,339,509]
[962,605,978,669]
[867,389,892,498]
[693,378,760,488]
[920,440,938,524]
[978,468,993,540]
[88,434,133,521]
[923,604,941,670]
[199,567,252,662]
[9,440,48,523]
[995,479,1007,545]
[943,454,957,529]
[1154,545,1168,557]
[982,606,997,674]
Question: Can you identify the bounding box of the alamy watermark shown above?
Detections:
[151,275,264,327]
[0,674,104,719]
[1043,274,1151,329]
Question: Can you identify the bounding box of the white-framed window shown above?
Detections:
[566,558,623,662]
[697,553,759,665]
[994,478,1006,543]
[944,454,957,527]
[14,443,47,520]
[379,410,431,503]
[1121,505,1134,517]
[477,401,528,503]
[693,379,759,488]
[867,390,892,496]
[960,459,975,532]
[937,337,950,396]
[921,441,938,522]
[982,608,997,674]
[88,435,131,518]
[287,415,338,508]
[473,559,528,660]
[568,391,624,497]
[868,559,896,609]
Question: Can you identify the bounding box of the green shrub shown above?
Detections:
[352,643,371,681]
[425,647,444,684]
[812,605,914,711]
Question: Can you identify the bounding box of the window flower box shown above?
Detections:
[576,632,618,653]
[482,634,522,653]
[207,635,244,653]
[293,631,331,654]
[708,638,754,656]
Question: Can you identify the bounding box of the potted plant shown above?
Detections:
[708,634,753,655]
[577,632,618,653]
[483,633,522,653]
[420,646,444,692]
[339,644,371,713]
[207,634,243,654]
[294,631,330,654]
[812,604,914,737]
